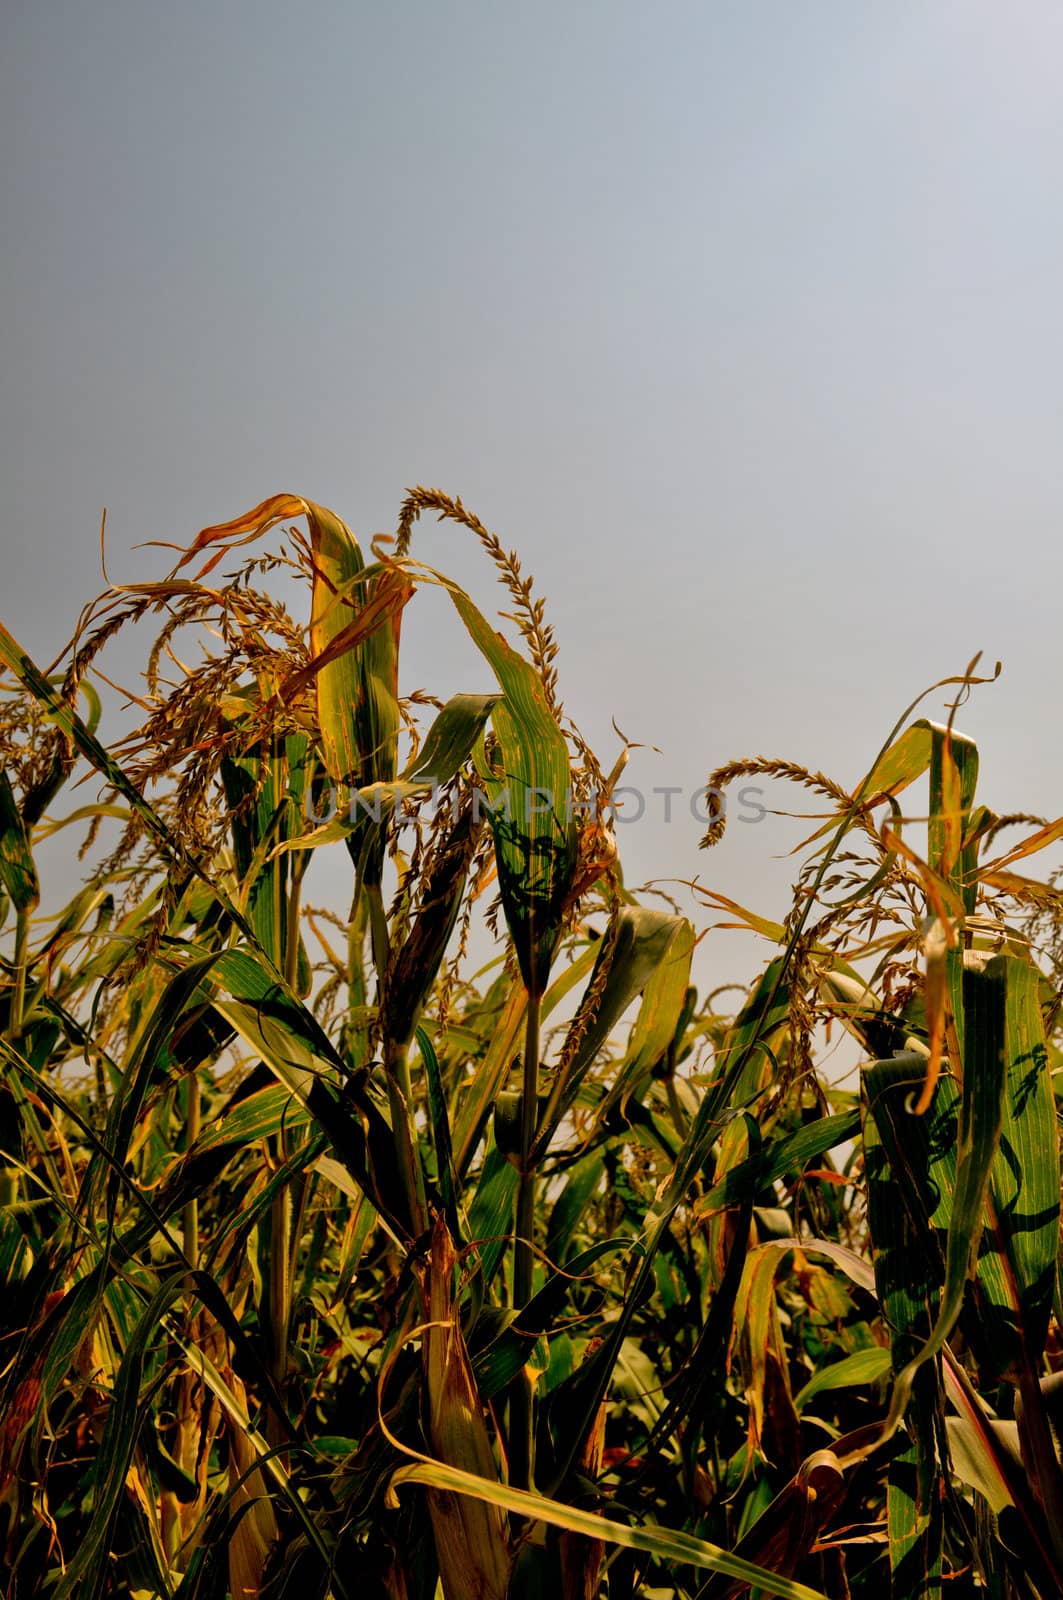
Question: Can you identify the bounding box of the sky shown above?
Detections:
[4,0,1063,992]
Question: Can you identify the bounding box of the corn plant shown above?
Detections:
[1,497,1062,1600]
[700,679,1063,1597]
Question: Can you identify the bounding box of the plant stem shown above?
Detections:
[284,850,308,991]
[7,907,29,1041]
[384,1038,427,1237]
[265,839,307,1455]
[515,986,541,1305]
[182,1070,200,1269]
[665,1075,688,1139]
[267,1172,292,1455]
[511,983,542,1492]
[367,871,427,1238]
[1017,1362,1063,1569]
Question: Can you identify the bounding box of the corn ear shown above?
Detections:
[422,1215,511,1600]
[225,1370,280,1600]
[559,1401,606,1600]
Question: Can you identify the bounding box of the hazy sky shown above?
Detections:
[4,1,1063,986]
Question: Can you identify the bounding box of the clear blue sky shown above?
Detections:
[4,1,1063,983]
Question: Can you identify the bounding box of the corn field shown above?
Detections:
[1,490,1062,1599]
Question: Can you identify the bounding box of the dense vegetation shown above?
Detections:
[1,491,1061,1599]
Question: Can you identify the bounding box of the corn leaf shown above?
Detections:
[534,908,694,1160]
[793,1347,892,1412]
[449,585,578,995]
[0,767,39,913]
[388,1458,831,1600]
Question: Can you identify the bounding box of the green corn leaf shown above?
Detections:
[544,956,797,1493]
[467,1140,519,1288]
[280,691,500,856]
[864,953,1060,1388]
[405,690,502,785]
[793,1347,892,1412]
[867,959,1010,1447]
[976,953,1059,1379]
[694,1109,860,1220]
[84,952,221,1222]
[309,528,404,804]
[855,719,934,803]
[221,734,309,972]
[710,956,793,1109]
[448,584,578,996]
[185,945,412,1232]
[415,1025,458,1232]
[452,976,528,1178]
[793,719,936,856]
[534,908,694,1160]
[195,1082,311,1153]
[388,1458,831,1600]
[592,917,696,1120]
[52,1268,230,1600]
[472,1236,632,1397]
[0,767,39,913]
[452,943,598,1179]
[885,1426,944,1600]
[545,1149,607,1267]
[863,1062,944,1598]
[862,1054,954,1361]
